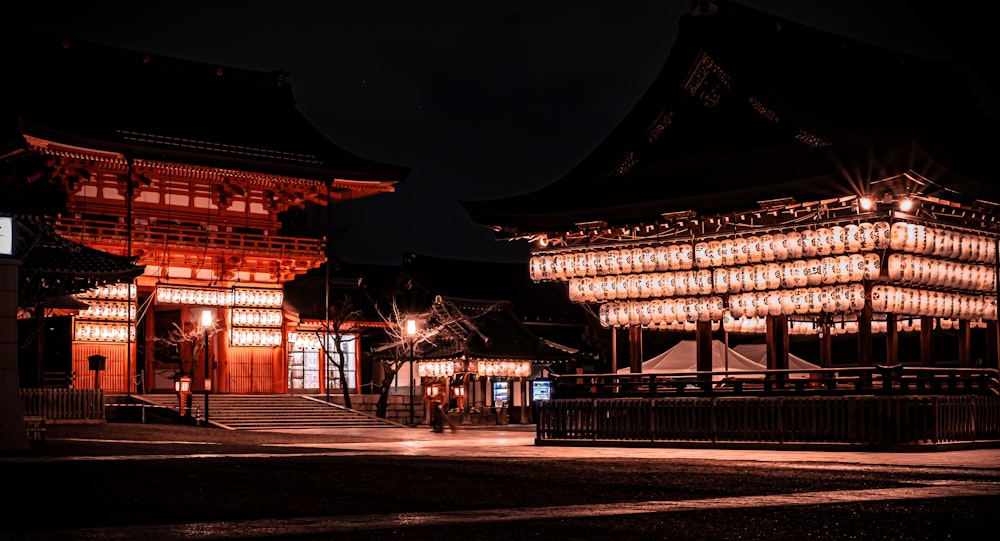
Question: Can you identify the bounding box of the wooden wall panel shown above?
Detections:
[72,343,135,393]
[227,348,276,393]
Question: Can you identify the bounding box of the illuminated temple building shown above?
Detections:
[463,0,1000,372]
[1,28,409,394]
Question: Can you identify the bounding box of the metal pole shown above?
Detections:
[204,327,210,424]
[409,340,415,425]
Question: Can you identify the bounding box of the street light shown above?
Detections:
[201,309,212,424]
[406,318,417,426]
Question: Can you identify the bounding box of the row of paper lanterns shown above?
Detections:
[74,322,136,343]
[531,221,998,282]
[885,253,995,292]
[77,301,137,322]
[597,287,997,328]
[871,285,997,320]
[568,254,882,303]
[230,308,284,327]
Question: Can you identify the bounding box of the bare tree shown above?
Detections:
[368,295,508,419]
[317,294,365,409]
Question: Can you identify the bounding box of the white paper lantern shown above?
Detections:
[747,236,763,263]
[708,240,723,267]
[728,266,743,293]
[694,242,710,268]
[696,269,713,295]
[618,248,634,274]
[873,221,891,250]
[815,227,832,256]
[845,224,861,253]
[552,254,566,280]
[772,233,788,261]
[765,262,781,290]
[759,234,775,262]
[713,268,729,294]
[529,256,544,281]
[674,271,691,296]
[830,226,846,255]
[803,229,820,257]
[753,264,768,291]
[806,259,823,287]
[677,244,694,269]
[786,231,804,259]
[792,260,809,288]
[863,253,881,280]
[661,272,677,297]
[890,222,909,251]
[720,239,735,266]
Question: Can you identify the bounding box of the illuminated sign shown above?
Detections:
[0,216,12,256]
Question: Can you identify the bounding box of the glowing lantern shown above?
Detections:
[772,233,788,260]
[830,226,846,255]
[785,231,803,259]
[733,237,749,265]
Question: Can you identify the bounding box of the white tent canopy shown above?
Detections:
[732,344,821,372]
[617,340,766,375]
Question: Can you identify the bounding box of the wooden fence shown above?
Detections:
[20,389,106,421]
[537,367,1000,447]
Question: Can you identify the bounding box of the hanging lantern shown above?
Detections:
[863,253,881,280]
[759,234,775,262]
[720,239,735,266]
[677,244,694,269]
[713,268,729,294]
[641,247,658,273]
[661,272,677,297]
[785,231,803,259]
[772,233,788,261]
[694,242,710,268]
[617,248,633,274]
[747,236,763,263]
[696,269,713,295]
[844,224,861,253]
[529,256,544,281]
[552,254,566,281]
[814,227,832,256]
[830,225,846,255]
[708,240,723,267]
[889,222,909,251]
[733,237,749,265]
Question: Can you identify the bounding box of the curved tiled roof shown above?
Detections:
[15,217,144,305]
[1,27,409,184]
[463,0,1000,236]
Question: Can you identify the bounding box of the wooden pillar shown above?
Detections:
[920,316,934,367]
[628,326,642,374]
[696,320,713,373]
[958,320,971,368]
[820,316,832,368]
[885,313,898,365]
[611,327,619,372]
[765,315,789,370]
[987,321,999,370]
[858,282,873,366]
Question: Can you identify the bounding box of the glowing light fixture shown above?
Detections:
[859,196,874,210]
[898,198,914,212]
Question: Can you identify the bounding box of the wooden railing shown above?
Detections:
[537,367,1000,447]
[551,366,1000,399]
[55,216,325,258]
[20,389,106,421]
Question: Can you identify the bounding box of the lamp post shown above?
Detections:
[201,309,212,424]
[406,318,417,426]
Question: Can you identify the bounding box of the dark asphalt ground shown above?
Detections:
[2,421,998,540]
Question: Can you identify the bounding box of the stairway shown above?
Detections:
[130,394,404,430]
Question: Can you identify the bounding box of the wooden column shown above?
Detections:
[628,325,642,374]
[885,313,898,365]
[820,315,832,368]
[696,320,713,373]
[958,320,971,368]
[987,321,999,370]
[765,315,789,370]
[920,316,934,367]
[858,282,873,366]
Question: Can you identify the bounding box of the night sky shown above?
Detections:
[7,1,998,266]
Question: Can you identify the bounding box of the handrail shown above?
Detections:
[552,366,1000,399]
[54,216,325,257]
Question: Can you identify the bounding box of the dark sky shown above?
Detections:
[8,1,998,266]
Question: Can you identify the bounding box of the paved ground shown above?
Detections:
[2,421,998,540]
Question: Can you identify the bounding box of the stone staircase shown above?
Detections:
[129,394,404,430]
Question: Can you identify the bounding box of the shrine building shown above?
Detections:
[1,28,409,394]
[463,0,1000,373]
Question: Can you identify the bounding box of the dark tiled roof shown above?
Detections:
[1,27,410,184]
[15,217,144,305]
[463,0,1000,235]
[417,296,575,364]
